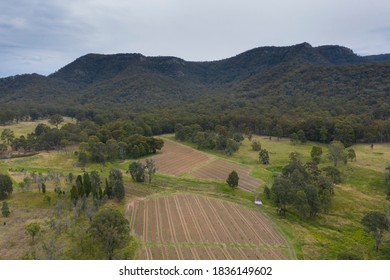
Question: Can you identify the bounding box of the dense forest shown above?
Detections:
[1,43,390,146]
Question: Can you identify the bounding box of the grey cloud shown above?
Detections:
[1,0,390,77]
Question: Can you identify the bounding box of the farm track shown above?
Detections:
[130,194,290,260]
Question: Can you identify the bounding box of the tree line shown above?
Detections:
[175,123,244,155]
[1,119,164,164]
[77,134,163,165]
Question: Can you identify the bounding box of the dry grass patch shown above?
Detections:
[0,207,51,259]
[350,143,390,173]
[0,117,75,137]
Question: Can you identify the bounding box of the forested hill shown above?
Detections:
[1,42,390,144]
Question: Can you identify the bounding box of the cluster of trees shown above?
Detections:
[78,134,163,165]
[270,152,336,218]
[2,123,85,153]
[267,142,357,220]
[70,169,125,204]
[17,167,135,260]
[32,197,133,260]
[60,169,133,259]
[14,169,61,194]
[175,124,244,155]
[250,140,270,165]
[3,100,390,161]
[14,118,161,163]
[128,159,156,184]
[23,199,134,260]
[2,117,166,160]
[361,212,389,252]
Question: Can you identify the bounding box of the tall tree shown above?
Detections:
[25,222,41,243]
[328,141,347,167]
[89,208,130,260]
[251,140,261,151]
[76,175,85,198]
[1,128,15,145]
[1,201,10,217]
[90,171,101,199]
[145,159,156,184]
[310,146,323,164]
[259,149,270,165]
[347,148,356,162]
[226,170,239,189]
[322,166,342,185]
[128,162,145,183]
[294,190,310,219]
[305,186,321,217]
[83,172,92,197]
[70,185,79,206]
[271,176,294,216]
[109,168,125,201]
[0,174,13,200]
[48,114,64,128]
[334,120,355,147]
[104,178,112,199]
[224,139,239,156]
[361,212,389,251]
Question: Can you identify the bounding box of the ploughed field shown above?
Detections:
[128,194,290,260]
[150,139,262,191]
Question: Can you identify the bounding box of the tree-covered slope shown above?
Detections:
[1,42,390,144]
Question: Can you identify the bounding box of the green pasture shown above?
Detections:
[1,122,390,259]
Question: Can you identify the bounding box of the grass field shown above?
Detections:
[1,122,390,259]
[0,117,75,137]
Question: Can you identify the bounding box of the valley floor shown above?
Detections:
[1,131,390,259]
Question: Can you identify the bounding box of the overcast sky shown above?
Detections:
[1,0,389,77]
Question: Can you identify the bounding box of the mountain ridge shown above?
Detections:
[1,42,390,125]
[45,42,386,83]
[2,42,389,85]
